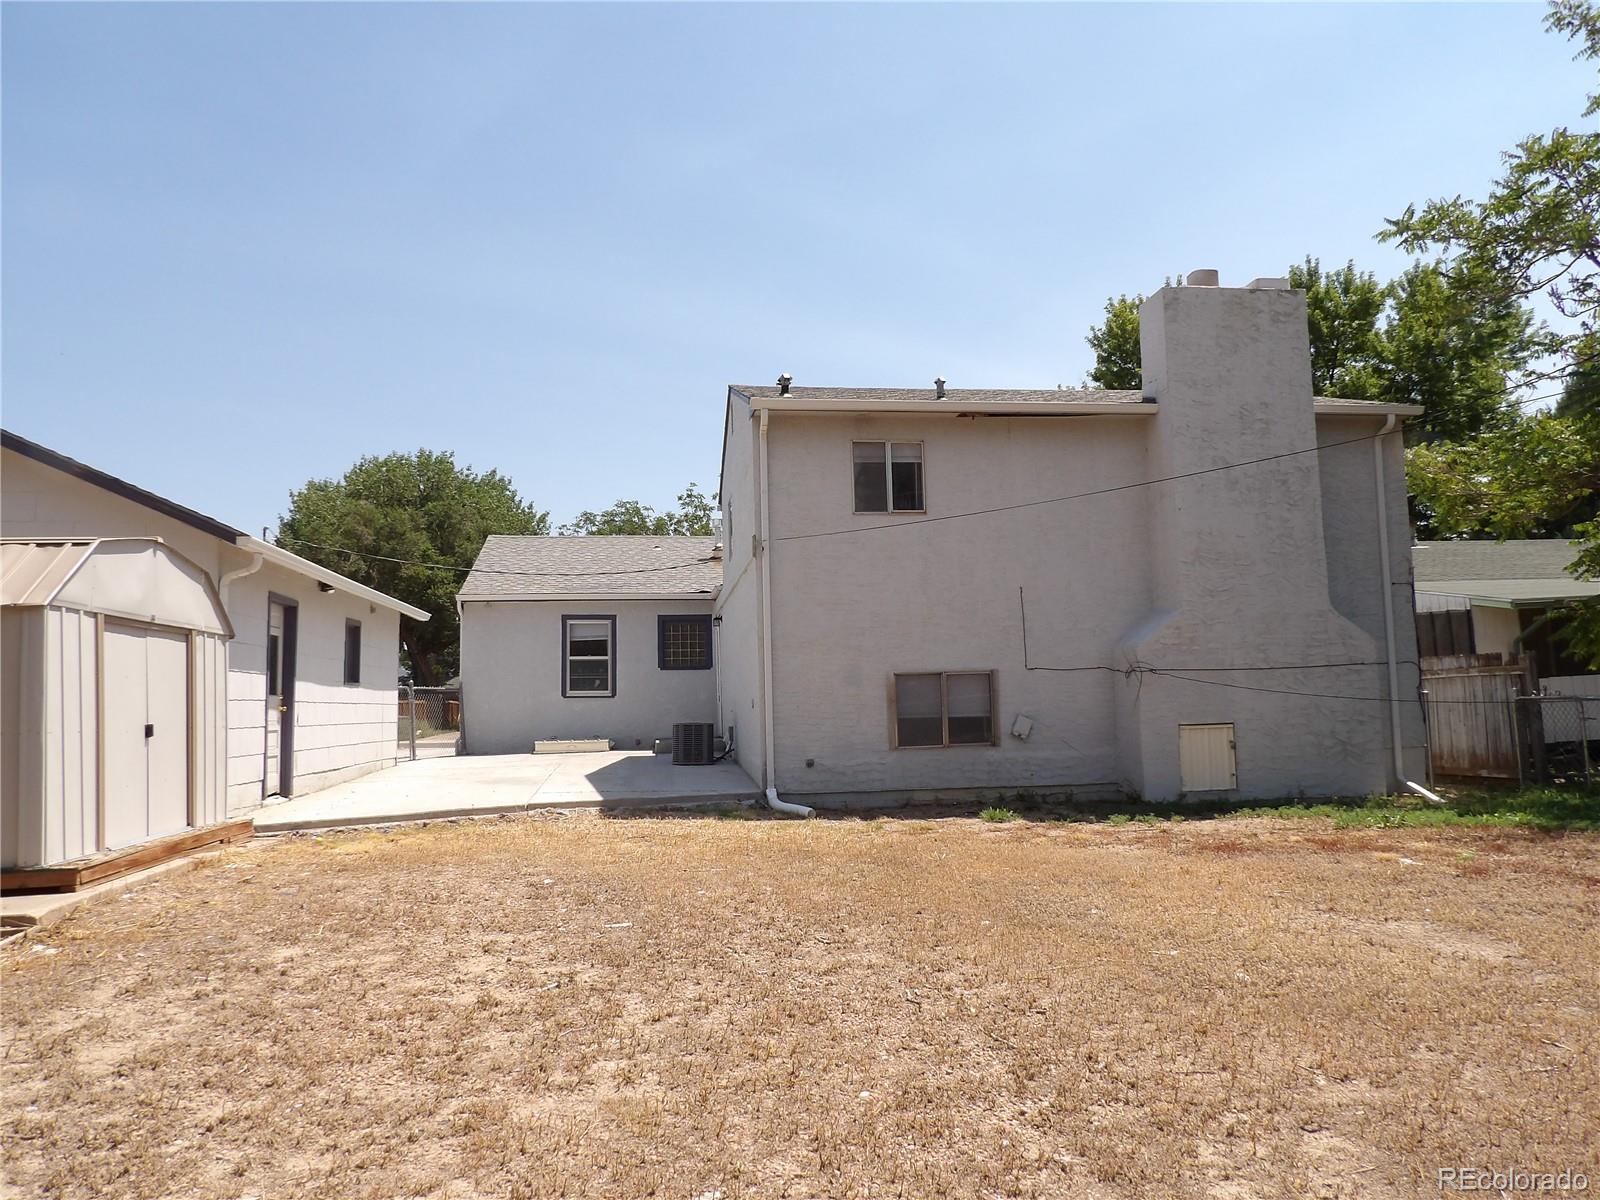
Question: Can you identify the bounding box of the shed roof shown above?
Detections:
[459,536,723,600]
[1,538,234,636]
[1413,539,1597,608]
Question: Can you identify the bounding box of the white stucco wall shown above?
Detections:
[1,446,406,813]
[722,284,1427,804]
[761,410,1153,798]
[714,394,767,784]
[460,598,718,754]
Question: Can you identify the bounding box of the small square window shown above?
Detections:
[343,620,361,686]
[658,615,713,670]
[853,441,924,513]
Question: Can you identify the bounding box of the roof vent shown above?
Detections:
[777,373,792,396]
[1186,269,1220,287]
[709,542,724,560]
[934,377,947,399]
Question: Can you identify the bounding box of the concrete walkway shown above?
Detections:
[252,751,761,832]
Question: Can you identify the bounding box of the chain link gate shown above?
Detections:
[398,685,461,760]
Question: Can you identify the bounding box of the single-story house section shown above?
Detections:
[711,273,1431,805]
[0,430,429,814]
[457,536,722,754]
[1413,539,1598,692]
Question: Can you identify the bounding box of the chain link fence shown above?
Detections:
[398,685,461,760]
[1519,694,1596,786]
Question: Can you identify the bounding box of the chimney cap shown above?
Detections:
[934,376,947,398]
[1185,269,1220,287]
[777,373,792,395]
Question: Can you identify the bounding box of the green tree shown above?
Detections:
[560,483,717,536]
[1380,261,1538,443]
[1082,294,1143,389]
[1384,0,1600,665]
[277,450,548,685]
[1288,257,1386,400]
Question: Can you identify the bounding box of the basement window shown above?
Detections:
[343,620,362,686]
[853,441,924,513]
[563,615,617,697]
[658,614,713,670]
[893,671,996,748]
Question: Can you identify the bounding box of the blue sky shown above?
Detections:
[3,2,1591,534]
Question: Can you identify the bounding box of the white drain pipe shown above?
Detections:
[1372,414,1445,806]
[757,408,814,819]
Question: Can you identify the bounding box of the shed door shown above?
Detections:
[102,623,191,851]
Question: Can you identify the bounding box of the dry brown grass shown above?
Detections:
[3,812,1597,1199]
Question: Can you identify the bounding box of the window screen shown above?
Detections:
[853,441,924,513]
[894,671,995,748]
[343,621,361,686]
[945,673,993,744]
[564,617,616,696]
[894,674,945,747]
[658,615,713,670]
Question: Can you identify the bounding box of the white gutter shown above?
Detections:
[1372,413,1445,805]
[749,398,1155,416]
[219,549,265,605]
[236,535,430,621]
[757,408,814,818]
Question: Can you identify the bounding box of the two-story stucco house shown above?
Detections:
[1,431,428,870]
[712,274,1429,806]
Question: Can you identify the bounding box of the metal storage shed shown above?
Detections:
[1,538,234,871]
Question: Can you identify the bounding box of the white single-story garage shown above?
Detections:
[458,536,722,754]
[1,538,233,870]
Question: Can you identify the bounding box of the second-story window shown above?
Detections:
[852,441,924,513]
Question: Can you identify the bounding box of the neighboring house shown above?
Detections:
[0,430,429,832]
[458,535,722,754]
[458,274,1430,805]
[1413,539,1598,693]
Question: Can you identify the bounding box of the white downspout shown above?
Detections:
[757,408,814,818]
[1372,414,1444,805]
[219,550,265,606]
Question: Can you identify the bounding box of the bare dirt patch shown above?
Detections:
[3,813,1596,1199]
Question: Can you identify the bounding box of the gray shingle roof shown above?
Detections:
[1413,540,1581,584]
[730,385,1407,411]
[459,535,722,599]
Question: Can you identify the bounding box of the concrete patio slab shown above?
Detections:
[252,751,761,832]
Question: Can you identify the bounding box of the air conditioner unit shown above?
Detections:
[672,722,715,766]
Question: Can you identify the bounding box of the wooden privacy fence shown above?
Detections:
[1421,655,1530,781]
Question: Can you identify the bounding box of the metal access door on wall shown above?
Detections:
[264,598,298,798]
[102,621,191,851]
[1179,723,1238,793]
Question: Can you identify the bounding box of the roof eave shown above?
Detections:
[459,590,720,603]
[748,397,1158,416]
[238,537,431,620]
